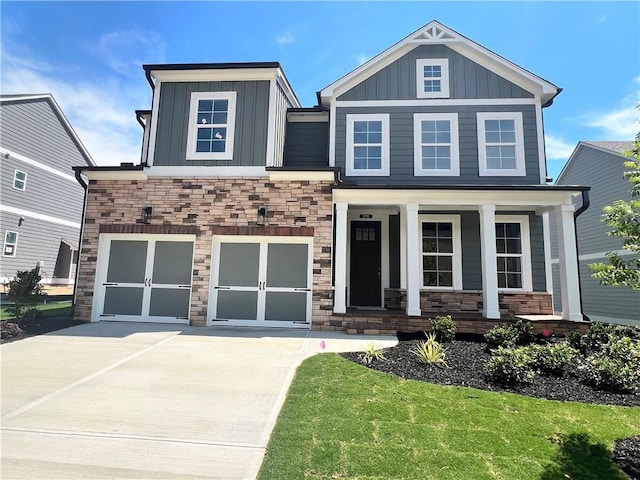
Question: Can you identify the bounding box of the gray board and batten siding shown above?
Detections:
[337,44,534,102]
[283,122,329,168]
[386,211,547,292]
[335,104,540,185]
[153,81,270,167]
[0,98,92,170]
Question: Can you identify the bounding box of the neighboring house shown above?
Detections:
[551,141,639,326]
[73,21,588,334]
[0,94,95,286]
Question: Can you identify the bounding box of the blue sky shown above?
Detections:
[1,2,638,180]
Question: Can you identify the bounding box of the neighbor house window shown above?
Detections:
[414,113,459,176]
[416,59,449,98]
[477,112,525,176]
[345,114,390,176]
[495,216,531,290]
[3,231,18,257]
[186,91,237,160]
[420,215,462,289]
[13,170,27,191]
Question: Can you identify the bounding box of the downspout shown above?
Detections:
[71,168,88,318]
[573,189,590,321]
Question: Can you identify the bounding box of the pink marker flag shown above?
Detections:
[319,340,326,350]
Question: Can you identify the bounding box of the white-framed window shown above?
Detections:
[3,231,18,257]
[345,114,390,176]
[477,112,526,176]
[420,215,462,289]
[495,215,532,291]
[13,170,27,191]
[186,91,237,161]
[413,113,459,176]
[416,59,449,98]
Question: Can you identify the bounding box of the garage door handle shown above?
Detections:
[177,285,191,288]
[214,286,230,290]
[295,288,311,292]
[103,283,117,286]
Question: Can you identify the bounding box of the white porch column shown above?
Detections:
[333,203,348,314]
[399,205,407,289]
[555,205,582,321]
[405,203,421,316]
[479,204,500,319]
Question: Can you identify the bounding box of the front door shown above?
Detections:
[350,221,381,307]
[210,236,312,327]
[95,235,194,323]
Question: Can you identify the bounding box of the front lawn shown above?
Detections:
[259,354,640,480]
[0,301,72,321]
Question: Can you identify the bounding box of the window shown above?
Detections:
[186,91,237,160]
[13,170,27,191]
[414,113,459,176]
[477,112,525,176]
[3,231,18,257]
[416,59,449,98]
[345,114,390,176]
[495,216,531,291]
[420,215,462,289]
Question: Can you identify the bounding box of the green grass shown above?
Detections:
[0,301,72,321]
[258,353,640,480]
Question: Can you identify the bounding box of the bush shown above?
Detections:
[6,267,44,323]
[411,333,448,366]
[528,343,578,376]
[578,356,639,393]
[507,317,535,346]
[0,321,23,339]
[567,331,584,351]
[484,326,516,351]
[484,346,535,386]
[430,315,456,342]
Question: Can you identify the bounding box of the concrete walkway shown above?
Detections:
[1,322,397,479]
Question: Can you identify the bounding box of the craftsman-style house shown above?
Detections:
[73,21,588,334]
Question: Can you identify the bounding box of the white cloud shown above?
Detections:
[93,29,166,76]
[545,135,576,161]
[276,32,294,46]
[582,77,640,140]
[357,54,370,65]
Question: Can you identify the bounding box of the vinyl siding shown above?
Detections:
[338,44,534,101]
[0,98,91,172]
[336,104,540,185]
[283,122,329,167]
[153,80,270,167]
[271,81,293,167]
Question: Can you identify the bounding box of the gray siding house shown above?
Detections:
[73,21,588,334]
[0,94,95,285]
[551,141,639,326]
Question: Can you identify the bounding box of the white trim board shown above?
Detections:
[145,166,268,177]
[0,204,81,229]
[334,98,537,107]
[550,249,638,264]
[1,148,78,183]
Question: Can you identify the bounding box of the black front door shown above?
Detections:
[350,221,381,306]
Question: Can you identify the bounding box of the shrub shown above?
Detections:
[0,321,23,340]
[430,315,456,342]
[528,343,578,376]
[484,346,535,386]
[484,326,515,351]
[411,333,448,366]
[507,317,535,346]
[578,356,639,393]
[567,331,584,351]
[359,342,387,365]
[6,267,44,323]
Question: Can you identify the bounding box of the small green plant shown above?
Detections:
[484,346,535,386]
[359,342,387,365]
[5,267,44,324]
[528,343,578,376]
[567,331,584,351]
[430,315,456,342]
[411,333,448,366]
[577,336,640,393]
[484,326,515,351]
[506,316,535,346]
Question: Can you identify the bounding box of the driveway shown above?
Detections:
[1,322,396,479]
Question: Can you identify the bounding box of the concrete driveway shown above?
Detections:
[1,322,396,479]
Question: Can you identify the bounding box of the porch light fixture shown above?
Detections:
[257,206,267,226]
[142,206,152,224]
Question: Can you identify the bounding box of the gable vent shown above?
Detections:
[419,26,456,41]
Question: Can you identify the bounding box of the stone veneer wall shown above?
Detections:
[74,177,334,326]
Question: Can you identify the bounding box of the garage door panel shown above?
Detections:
[217,291,258,320]
[103,287,144,316]
[264,292,307,321]
[219,243,260,287]
[152,241,194,285]
[266,244,308,288]
[106,241,147,283]
[149,288,191,318]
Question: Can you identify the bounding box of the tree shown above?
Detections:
[5,267,45,321]
[589,130,640,290]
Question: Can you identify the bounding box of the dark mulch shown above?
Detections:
[0,317,83,344]
[341,333,640,407]
[613,436,640,480]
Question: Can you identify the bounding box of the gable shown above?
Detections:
[337,44,534,102]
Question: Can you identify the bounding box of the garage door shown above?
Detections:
[209,236,312,328]
[93,234,195,323]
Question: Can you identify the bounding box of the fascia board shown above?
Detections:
[150,68,280,83]
[555,142,583,184]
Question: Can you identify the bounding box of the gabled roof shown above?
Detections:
[0,94,96,166]
[319,20,561,106]
[556,140,635,184]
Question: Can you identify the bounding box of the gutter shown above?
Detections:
[71,168,88,318]
[573,189,590,321]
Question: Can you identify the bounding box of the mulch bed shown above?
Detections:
[0,317,83,344]
[613,436,640,480]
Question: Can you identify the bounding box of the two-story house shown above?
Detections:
[73,21,589,334]
[1,94,95,286]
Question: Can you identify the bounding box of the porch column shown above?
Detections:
[405,203,421,316]
[399,205,407,288]
[333,202,348,314]
[555,205,582,321]
[479,204,500,319]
